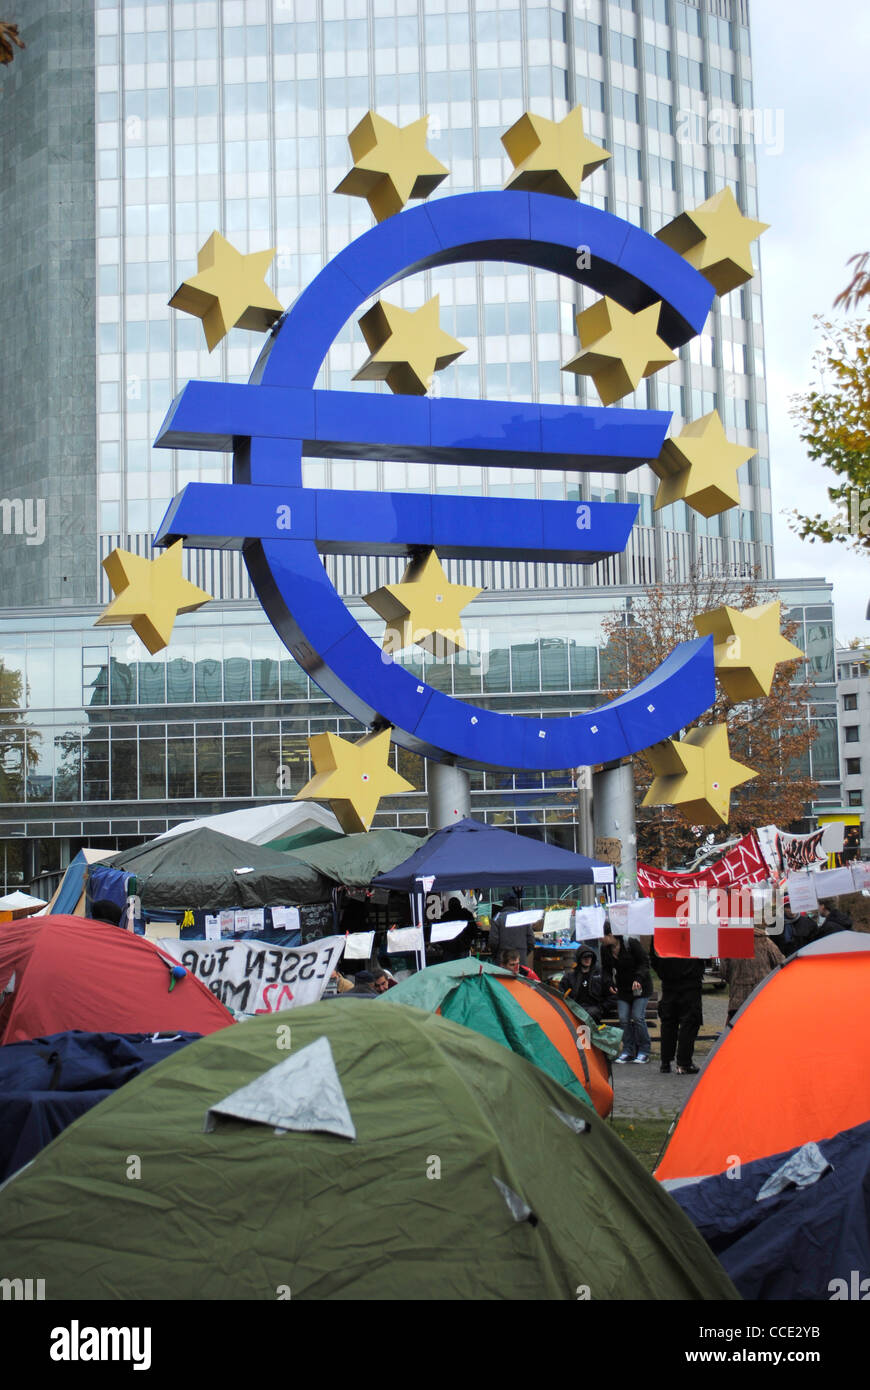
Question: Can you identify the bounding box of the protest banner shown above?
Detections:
[157,935,345,1016]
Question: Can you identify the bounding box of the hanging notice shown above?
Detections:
[247,908,265,932]
[852,862,870,892]
[430,919,469,943]
[813,866,856,899]
[786,870,819,914]
[157,936,346,1017]
[270,906,301,934]
[204,915,221,941]
[218,910,235,938]
[575,905,606,938]
[541,908,573,937]
[343,930,375,960]
[387,926,424,953]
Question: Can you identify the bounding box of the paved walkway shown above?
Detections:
[608,989,728,1120]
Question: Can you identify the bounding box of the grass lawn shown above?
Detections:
[608,1113,675,1172]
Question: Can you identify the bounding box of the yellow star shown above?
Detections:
[168,232,283,352]
[353,295,466,396]
[334,112,448,222]
[693,602,806,702]
[502,104,610,199]
[95,541,212,655]
[562,298,676,405]
[642,724,757,826]
[295,728,415,835]
[655,187,769,296]
[650,411,754,518]
[364,550,481,658]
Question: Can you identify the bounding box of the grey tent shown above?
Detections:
[105,827,331,908]
[283,829,425,888]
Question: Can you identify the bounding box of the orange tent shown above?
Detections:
[495,976,613,1118]
[655,932,870,1183]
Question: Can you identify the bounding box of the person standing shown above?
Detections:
[651,947,704,1074]
[723,925,785,1025]
[489,896,536,968]
[601,925,652,1064]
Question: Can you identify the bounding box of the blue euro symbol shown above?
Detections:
[156,191,717,771]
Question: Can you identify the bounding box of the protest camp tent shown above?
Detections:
[40,849,116,917]
[104,827,332,908]
[156,800,342,847]
[0,891,48,921]
[284,829,425,888]
[0,1030,200,1183]
[655,932,870,1184]
[0,915,233,1043]
[670,1117,870,1301]
[0,1001,737,1300]
[386,960,614,1117]
[372,817,613,891]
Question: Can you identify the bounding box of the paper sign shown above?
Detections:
[234,909,250,934]
[607,902,630,933]
[430,919,469,943]
[218,910,235,938]
[627,898,654,931]
[541,908,573,937]
[786,870,819,913]
[145,921,178,941]
[158,936,346,1016]
[416,876,435,893]
[343,930,374,960]
[204,915,220,941]
[813,866,856,899]
[575,905,606,938]
[592,865,615,883]
[387,926,424,953]
[270,906,301,933]
[852,862,870,892]
[505,909,543,928]
[247,908,265,932]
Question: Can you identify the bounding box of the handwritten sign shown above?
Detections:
[595,837,621,865]
[157,936,345,1017]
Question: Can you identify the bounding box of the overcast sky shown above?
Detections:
[750,0,870,644]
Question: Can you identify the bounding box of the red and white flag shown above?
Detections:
[652,886,755,959]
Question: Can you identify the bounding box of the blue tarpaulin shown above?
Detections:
[372,817,611,891]
[0,1030,200,1181]
[671,1119,870,1300]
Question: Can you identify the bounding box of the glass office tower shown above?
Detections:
[3,0,830,896]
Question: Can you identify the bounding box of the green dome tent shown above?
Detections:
[0,1002,737,1301]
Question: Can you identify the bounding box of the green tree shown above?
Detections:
[789,257,870,554]
[597,568,819,868]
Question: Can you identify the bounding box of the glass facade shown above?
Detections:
[1,0,814,893]
[0,579,839,893]
[93,0,772,583]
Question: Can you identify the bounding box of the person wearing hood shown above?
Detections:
[561,947,606,1023]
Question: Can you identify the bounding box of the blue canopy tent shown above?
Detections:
[372,817,613,892]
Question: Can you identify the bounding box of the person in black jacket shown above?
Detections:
[489,896,536,966]
[562,947,606,1022]
[600,926,652,1064]
[781,903,817,957]
[816,901,853,937]
[651,946,704,1074]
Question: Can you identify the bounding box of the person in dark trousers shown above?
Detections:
[601,925,653,1064]
[489,896,536,967]
[651,947,704,1074]
[561,947,606,1022]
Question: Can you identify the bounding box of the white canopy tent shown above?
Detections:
[154,801,342,847]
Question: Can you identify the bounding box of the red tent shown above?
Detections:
[0,915,233,1044]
